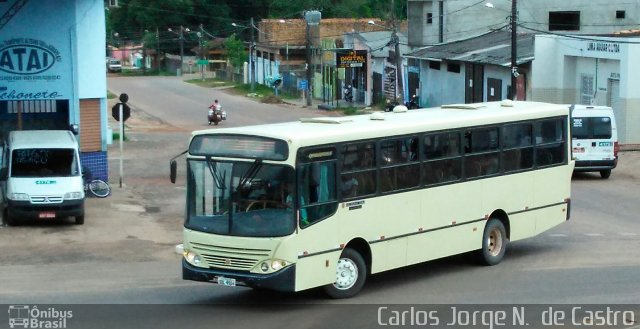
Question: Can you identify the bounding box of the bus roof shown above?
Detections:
[191,101,568,150]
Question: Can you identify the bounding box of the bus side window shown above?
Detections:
[299,161,338,228]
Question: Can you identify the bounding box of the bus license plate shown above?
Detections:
[38,211,56,219]
[217,277,236,287]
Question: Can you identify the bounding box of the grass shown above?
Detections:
[185,78,235,88]
[107,91,117,99]
[112,132,128,141]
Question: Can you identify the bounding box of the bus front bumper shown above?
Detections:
[182,259,296,292]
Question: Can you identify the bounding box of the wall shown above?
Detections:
[0,0,109,180]
[421,60,465,107]
[532,34,640,144]
[409,0,640,47]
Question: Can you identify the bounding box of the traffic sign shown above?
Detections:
[111,103,131,122]
[197,59,208,65]
[298,79,308,91]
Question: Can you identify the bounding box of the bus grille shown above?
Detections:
[30,196,64,204]
[201,255,258,270]
[189,242,271,271]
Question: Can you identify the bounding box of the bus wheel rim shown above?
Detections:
[333,258,358,290]
[488,227,503,256]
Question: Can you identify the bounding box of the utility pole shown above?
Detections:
[179,25,184,76]
[199,24,205,81]
[250,17,256,92]
[510,0,518,100]
[156,27,160,73]
[391,0,404,105]
[305,21,312,106]
[304,11,321,107]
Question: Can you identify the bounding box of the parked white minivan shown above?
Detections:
[570,105,619,179]
[0,130,85,225]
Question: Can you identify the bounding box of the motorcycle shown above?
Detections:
[208,104,227,125]
[384,98,400,112]
[344,85,353,103]
[405,94,419,109]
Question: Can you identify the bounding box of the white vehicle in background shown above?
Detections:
[106,58,122,72]
[570,105,619,179]
[0,130,85,225]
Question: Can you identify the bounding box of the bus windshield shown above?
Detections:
[185,158,296,237]
[11,148,79,177]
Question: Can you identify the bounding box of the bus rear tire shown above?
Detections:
[323,248,366,299]
[479,218,508,266]
[600,170,611,179]
[75,215,84,225]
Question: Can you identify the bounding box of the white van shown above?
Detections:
[0,130,85,225]
[570,105,619,179]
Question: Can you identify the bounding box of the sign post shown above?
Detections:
[112,93,130,188]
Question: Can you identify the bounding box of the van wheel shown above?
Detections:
[479,218,508,266]
[600,170,611,179]
[323,248,366,299]
[75,215,84,225]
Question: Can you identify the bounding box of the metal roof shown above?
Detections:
[347,31,410,58]
[405,30,535,66]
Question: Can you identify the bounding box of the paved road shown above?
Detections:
[0,76,638,328]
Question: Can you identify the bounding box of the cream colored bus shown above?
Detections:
[170,100,574,298]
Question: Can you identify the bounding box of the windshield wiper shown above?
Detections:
[206,156,226,190]
[237,159,262,192]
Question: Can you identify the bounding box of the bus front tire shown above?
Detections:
[323,248,366,299]
[75,215,84,225]
[479,219,508,266]
[600,170,611,179]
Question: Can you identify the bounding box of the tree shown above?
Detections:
[223,34,247,69]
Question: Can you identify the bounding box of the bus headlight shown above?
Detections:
[64,191,84,200]
[259,259,290,272]
[183,250,202,266]
[10,193,29,201]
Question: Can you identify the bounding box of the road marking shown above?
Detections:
[584,233,604,237]
[619,232,638,236]
[548,233,567,237]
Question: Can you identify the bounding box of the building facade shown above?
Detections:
[532,34,640,144]
[408,0,640,47]
[0,0,109,180]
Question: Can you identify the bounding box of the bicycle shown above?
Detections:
[83,168,111,198]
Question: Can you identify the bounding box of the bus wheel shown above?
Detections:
[600,170,611,179]
[323,248,366,299]
[480,219,508,266]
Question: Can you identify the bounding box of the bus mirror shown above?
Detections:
[170,160,177,184]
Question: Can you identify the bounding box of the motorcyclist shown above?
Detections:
[210,99,221,111]
[208,99,222,125]
[344,85,353,102]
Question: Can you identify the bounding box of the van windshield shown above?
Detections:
[572,117,612,139]
[11,149,79,177]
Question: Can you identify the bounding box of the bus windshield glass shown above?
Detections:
[185,158,296,237]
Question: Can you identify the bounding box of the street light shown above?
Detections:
[232,19,257,92]
[368,19,405,105]
[486,1,518,100]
